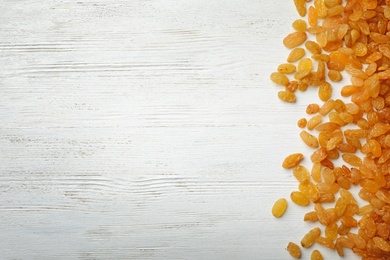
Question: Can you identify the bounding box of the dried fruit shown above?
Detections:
[328,70,342,82]
[306,103,320,114]
[307,115,323,130]
[282,153,304,168]
[272,198,288,218]
[300,131,319,148]
[299,180,320,201]
[293,165,310,182]
[373,236,390,252]
[294,0,306,17]
[278,63,297,74]
[278,91,297,103]
[301,227,321,248]
[287,48,306,62]
[310,249,323,260]
[287,242,302,258]
[291,191,310,206]
[293,19,307,32]
[297,118,307,128]
[270,72,289,86]
[270,0,390,259]
[283,32,307,49]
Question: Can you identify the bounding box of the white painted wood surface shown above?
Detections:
[0,1,357,259]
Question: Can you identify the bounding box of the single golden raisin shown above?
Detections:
[324,0,341,8]
[305,41,322,54]
[311,162,322,183]
[300,131,319,148]
[310,250,323,260]
[306,103,320,114]
[282,153,304,168]
[314,203,330,226]
[301,227,321,248]
[357,204,373,215]
[304,211,319,222]
[297,118,307,128]
[340,215,358,227]
[340,189,357,205]
[371,123,390,137]
[347,233,366,250]
[316,236,335,249]
[299,180,320,201]
[318,81,332,101]
[293,165,310,182]
[298,58,313,71]
[341,153,362,167]
[292,19,307,32]
[294,69,311,80]
[310,148,327,163]
[278,91,296,103]
[291,191,310,206]
[287,48,306,62]
[327,4,344,16]
[373,236,390,252]
[308,6,318,27]
[270,72,289,86]
[272,198,288,218]
[328,70,343,82]
[278,63,297,74]
[294,0,307,17]
[283,32,307,48]
[319,99,335,116]
[287,242,302,258]
[307,115,323,130]
[370,32,390,44]
[325,223,338,240]
[343,203,358,217]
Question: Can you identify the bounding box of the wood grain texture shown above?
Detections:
[0,1,355,259]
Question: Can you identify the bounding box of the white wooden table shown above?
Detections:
[1,1,357,259]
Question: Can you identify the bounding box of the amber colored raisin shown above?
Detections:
[294,0,307,16]
[278,63,297,74]
[311,250,323,260]
[291,191,310,206]
[287,48,306,62]
[282,153,304,168]
[301,227,321,248]
[283,32,307,48]
[297,118,307,128]
[270,72,289,86]
[272,198,288,218]
[287,242,302,258]
[278,91,296,103]
[293,19,307,32]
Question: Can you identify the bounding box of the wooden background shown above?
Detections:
[0,1,356,259]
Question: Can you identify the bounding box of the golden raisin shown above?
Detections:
[270,72,289,86]
[311,250,323,260]
[282,153,304,168]
[272,198,288,218]
[287,48,306,62]
[292,19,307,32]
[283,32,307,48]
[301,227,321,248]
[291,191,310,206]
[287,242,302,258]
